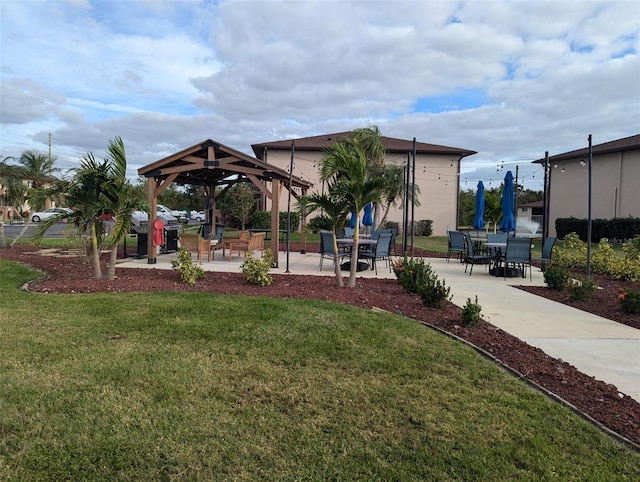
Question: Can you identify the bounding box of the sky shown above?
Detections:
[1,0,639,192]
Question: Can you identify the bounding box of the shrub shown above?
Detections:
[461,296,483,327]
[240,249,274,286]
[392,256,431,294]
[249,210,271,229]
[568,277,598,301]
[171,248,205,286]
[419,273,452,309]
[617,287,640,315]
[307,214,334,233]
[414,219,433,237]
[543,265,568,291]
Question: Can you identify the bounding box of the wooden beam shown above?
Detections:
[153,172,179,197]
[247,174,271,199]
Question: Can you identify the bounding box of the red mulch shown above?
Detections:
[1,243,639,449]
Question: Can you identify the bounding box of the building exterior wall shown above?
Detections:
[548,148,640,237]
[262,149,459,236]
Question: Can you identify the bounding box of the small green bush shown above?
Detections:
[249,210,271,229]
[544,265,569,291]
[568,278,598,301]
[617,287,640,314]
[171,248,205,286]
[461,296,483,327]
[240,249,274,286]
[392,256,431,294]
[419,273,451,308]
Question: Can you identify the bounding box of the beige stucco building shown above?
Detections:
[535,133,640,237]
[252,132,476,236]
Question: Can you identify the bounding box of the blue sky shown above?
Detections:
[1,0,638,191]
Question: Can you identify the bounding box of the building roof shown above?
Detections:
[251,131,477,160]
[518,200,544,208]
[138,139,312,189]
[533,133,640,164]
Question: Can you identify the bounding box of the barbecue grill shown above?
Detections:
[130,211,182,257]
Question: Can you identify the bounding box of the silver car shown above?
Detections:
[31,207,73,222]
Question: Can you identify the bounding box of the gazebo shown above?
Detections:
[137,139,312,266]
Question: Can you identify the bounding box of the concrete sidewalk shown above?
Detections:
[117,250,640,402]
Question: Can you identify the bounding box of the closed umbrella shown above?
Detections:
[499,170,516,233]
[349,211,357,229]
[472,181,486,231]
[362,203,373,227]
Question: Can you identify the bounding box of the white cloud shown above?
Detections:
[1,0,638,193]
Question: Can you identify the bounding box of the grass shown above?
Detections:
[1,260,639,480]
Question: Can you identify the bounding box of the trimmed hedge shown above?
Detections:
[249,210,300,231]
[556,216,640,242]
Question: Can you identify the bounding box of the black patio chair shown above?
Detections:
[359,232,393,275]
[447,230,466,263]
[319,230,341,271]
[463,233,493,275]
[499,237,532,280]
[531,236,556,272]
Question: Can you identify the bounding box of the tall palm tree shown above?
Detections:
[350,126,386,228]
[18,150,57,210]
[297,193,349,287]
[101,137,138,280]
[36,137,137,280]
[320,140,386,288]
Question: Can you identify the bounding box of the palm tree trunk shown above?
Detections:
[331,233,344,287]
[89,222,102,280]
[0,220,6,248]
[10,219,32,247]
[106,246,118,280]
[348,223,359,288]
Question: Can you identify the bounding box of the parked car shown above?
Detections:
[170,208,188,221]
[190,211,206,222]
[31,207,73,223]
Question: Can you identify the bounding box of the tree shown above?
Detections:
[218,183,255,229]
[320,138,386,288]
[17,149,57,210]
[36,137,137,280]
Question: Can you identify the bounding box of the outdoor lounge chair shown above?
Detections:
[228,232,265,260]
[463,233,493,275]
[179,232,208,264]
[531,236,556,271]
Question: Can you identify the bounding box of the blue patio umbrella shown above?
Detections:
[472,181,486,231]
[362,203,373,227]
[499,170,516,233]
[349,211,357,229]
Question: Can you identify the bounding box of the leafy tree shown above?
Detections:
[218,183,255,229]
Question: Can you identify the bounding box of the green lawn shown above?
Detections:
[1,260,638,480]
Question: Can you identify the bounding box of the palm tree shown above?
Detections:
[320,140,386,288]
[36,137,137,280]
[297,193,349,287]
[350,126,386,228]
[17,150,57,210]
[484,189,503,234]
[101,137,138,280]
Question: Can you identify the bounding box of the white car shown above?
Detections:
[190,211,206,222]
[31,207,73,222]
